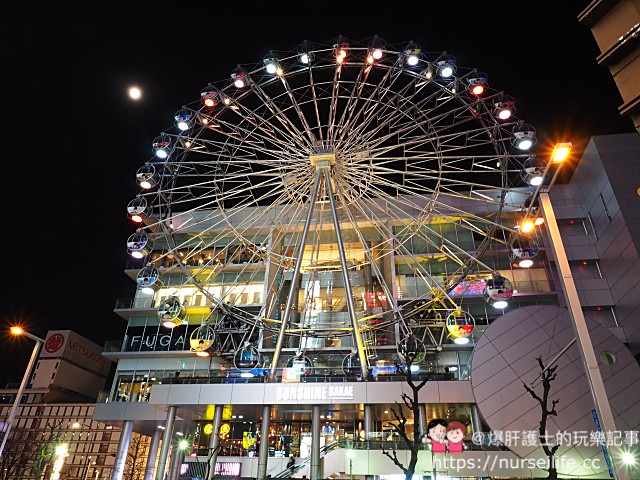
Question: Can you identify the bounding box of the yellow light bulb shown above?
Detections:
[551,142,572,163]
[521,220,535,233]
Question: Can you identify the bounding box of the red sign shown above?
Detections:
[44,333,65,354]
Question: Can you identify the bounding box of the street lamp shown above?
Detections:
[72,421,97,480]
[0,326,45,457]
[534,143,629,480]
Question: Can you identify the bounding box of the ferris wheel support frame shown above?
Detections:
[269,155,370,380]
[269,169,323,380]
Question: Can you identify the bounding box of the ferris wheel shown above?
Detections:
[126,37,539,376]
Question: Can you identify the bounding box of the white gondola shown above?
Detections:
[398,335,426,363]
[157,296,186,329]
[126,231,149,259]
[190,326,216,357]
[234,343,261,369]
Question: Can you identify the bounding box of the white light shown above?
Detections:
[529,175,544,186]
[141,287,154,295]
[234,79,245,89]
[155,149,168,159]
[453,337,470,345]
[177,121,189,131]
[498,109,512,120]
[372,49,383,60]
[407,55,419,66]
[410,365,420,372]
[240,372,255,378]
[492,300,509,309]
[622,451,636,466]
[128,87,142,100]
[162,321,178,329]
[300,53,309,64]
[519,259,534,268]
[140,181,152,189]
[130,251,144,259]
[441,66,453,78]
[265,63,277,74]
[517,139,533,151]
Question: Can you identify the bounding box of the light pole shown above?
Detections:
[73,421,97,480]
[525,143,629,480]
[0,326,45,457]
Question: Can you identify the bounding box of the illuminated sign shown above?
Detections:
[214,462,241,476]
[275,385,354,401]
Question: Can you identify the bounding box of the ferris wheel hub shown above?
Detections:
[309,153,337,169]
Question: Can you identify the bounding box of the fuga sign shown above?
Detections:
[275,385,354,401]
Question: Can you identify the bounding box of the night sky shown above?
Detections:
[0,1,634,386]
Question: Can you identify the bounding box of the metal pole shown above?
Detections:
[206,405,224,480]
[111,420,134,480]
[257,405,271,480]
[323,167,368,378]
[311,405,321,480]
[363,405,373,441]
[144,428,163,480]
[0,337,43,457]
[539,191,629,480]
[155,406,177,480]
[270,170,323,380]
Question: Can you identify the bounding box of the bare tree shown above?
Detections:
[523,357,560,480]
[0,427,34,480]
[124,434,150,480]
[382,344,429,480]
[32,419,64,480]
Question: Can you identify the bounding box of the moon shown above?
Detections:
[128,86,142,100]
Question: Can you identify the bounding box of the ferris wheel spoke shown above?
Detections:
[340,65,433,152]
[277,75,320,145]
[306,63,325,143]
[249,82,315,152]
[337,60,405,149]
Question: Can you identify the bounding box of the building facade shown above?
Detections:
[0,331,147,480]
[96,134,640,479]
[579,0,640,132]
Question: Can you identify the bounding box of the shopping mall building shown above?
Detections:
[94,134,640,480]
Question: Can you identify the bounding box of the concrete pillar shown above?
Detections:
[206,405,224,480]
[167,447,185,480]
[311,405,321,480]
[418,404,428,441]
[155,406,177,480]
[470,405,483,436]
[110,420,134,480]
[257,405,271,480]
[364,405,373,440]
[144,429,162,480]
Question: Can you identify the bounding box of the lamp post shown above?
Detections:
[0,326,45,457]
[526,143,629,480]
[73,421,98,480]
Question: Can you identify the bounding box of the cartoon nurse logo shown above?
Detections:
[425,419,448,453]
[445,421,468,453]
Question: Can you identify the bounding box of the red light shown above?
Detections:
[131,215,143,223]
[204,98,215,108]
[570,220,574,224]
[597,306,602,311]
[583,261,587,265]
[471,84,485,96]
